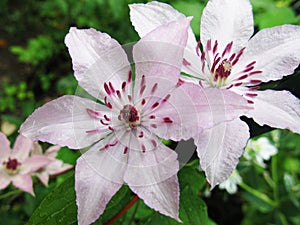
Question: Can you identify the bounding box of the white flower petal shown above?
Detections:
[124,135,180,221]
[195,119,249,188]
[75,138,127,225]
[0,172,11,190]
[246,90,300,134]
[65,27,131,100]
[11,135,33,162]
[241,24,300,83]
[0,132,11,161]
[12,174,34,195]
[200,0,253,52]
[133,18,191,92]
[19,95,111,149]
[129,1,197,62]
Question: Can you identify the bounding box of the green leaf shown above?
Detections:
[26,172,132,225]
[142,186,209,225]
[172,1,204,36]
[26,173,77,225]
[255,6,297,29]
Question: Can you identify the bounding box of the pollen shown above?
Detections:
[119,104,140,128]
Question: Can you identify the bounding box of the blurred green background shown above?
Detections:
[0,0,299,225]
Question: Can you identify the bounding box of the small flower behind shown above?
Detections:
[219,170,242,194]
[244,137,278,168]
[31,143,73,186]
[0,132,50,195]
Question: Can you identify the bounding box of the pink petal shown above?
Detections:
[0,172,11,190]
[65,27,132,100]
[124,135,180,220]
[75,138,127,225]
[46,160,73,175]
[36,171,49,186]
[200,0,254,53]
[11,134,33,162]
[245,90,300,134]
[133,18,191,95]
[12,174,34,195]
[31,142,43,155]
[194,87,251,128]
[195,119,249,188]
[45,145,61,158]
[19,95,111,149]
[22,155,51,173]
[241,25,300,83]
[0,132,11,161]
[129,1,198,75]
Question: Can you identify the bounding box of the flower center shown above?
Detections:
[119,104,140,128]
[3,158,21,175]
[213,60,232,87]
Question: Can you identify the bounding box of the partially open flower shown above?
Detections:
[0,132,50,195]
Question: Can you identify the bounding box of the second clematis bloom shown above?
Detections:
[0,132,50,195]
[20,18,249,224]
[31,143,73,186]
[129,0,300,188]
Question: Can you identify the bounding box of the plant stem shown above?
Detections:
[0,189,22,200]
[128,198,140,225]
[104,195,139,225]
[239,182,276,207]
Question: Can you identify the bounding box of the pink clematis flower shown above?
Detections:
[31,143,73,186]
[0,132,50,195]
[129,0,300,187]
[20,18,249,224]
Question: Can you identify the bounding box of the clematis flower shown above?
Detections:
[20,18,249,224]
[0,132,50,195]
[31,143,73,186]
[129,0,300,187]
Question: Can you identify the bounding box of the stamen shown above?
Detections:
[128,70,132,82]
[196,41,201,56]
[122,82,126,92]
[151,139,157,148]
[213,40,218,55]
[229,53,236,62]
[140,85,146,96]
[183,58,191,66]
[247,100,254,104]
[116,90,121,99]
[233,82,243,87]
[232,47,245,66]
[138,131,144,138]
[151,102,159,109]
[149,115,155,119]
[222,41,233,58]
[128,95,132,102]
[100,119,110,126]
[108,126,115,131]
[141,144,146,153]
[249,71,262,76]
[237,74,248,80]
[86,108,101,119]
[109,82,115,93]
[206,39,211,51]
[246,61,256,68]
[250,79,262,84]
[141,75,145,87]
[151,83,158,94]
[86,129,101,134]
[162,94,171,102]
[245,93,258,97]
[104,83,111,95]
[163,117,173,123]
[141,99,146,105]
[243,66,254,73]
[176,79,184,87]
[150,124,157,128]
[124,146,128,154]
[104,114,110,121]
[109,140,118,146]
